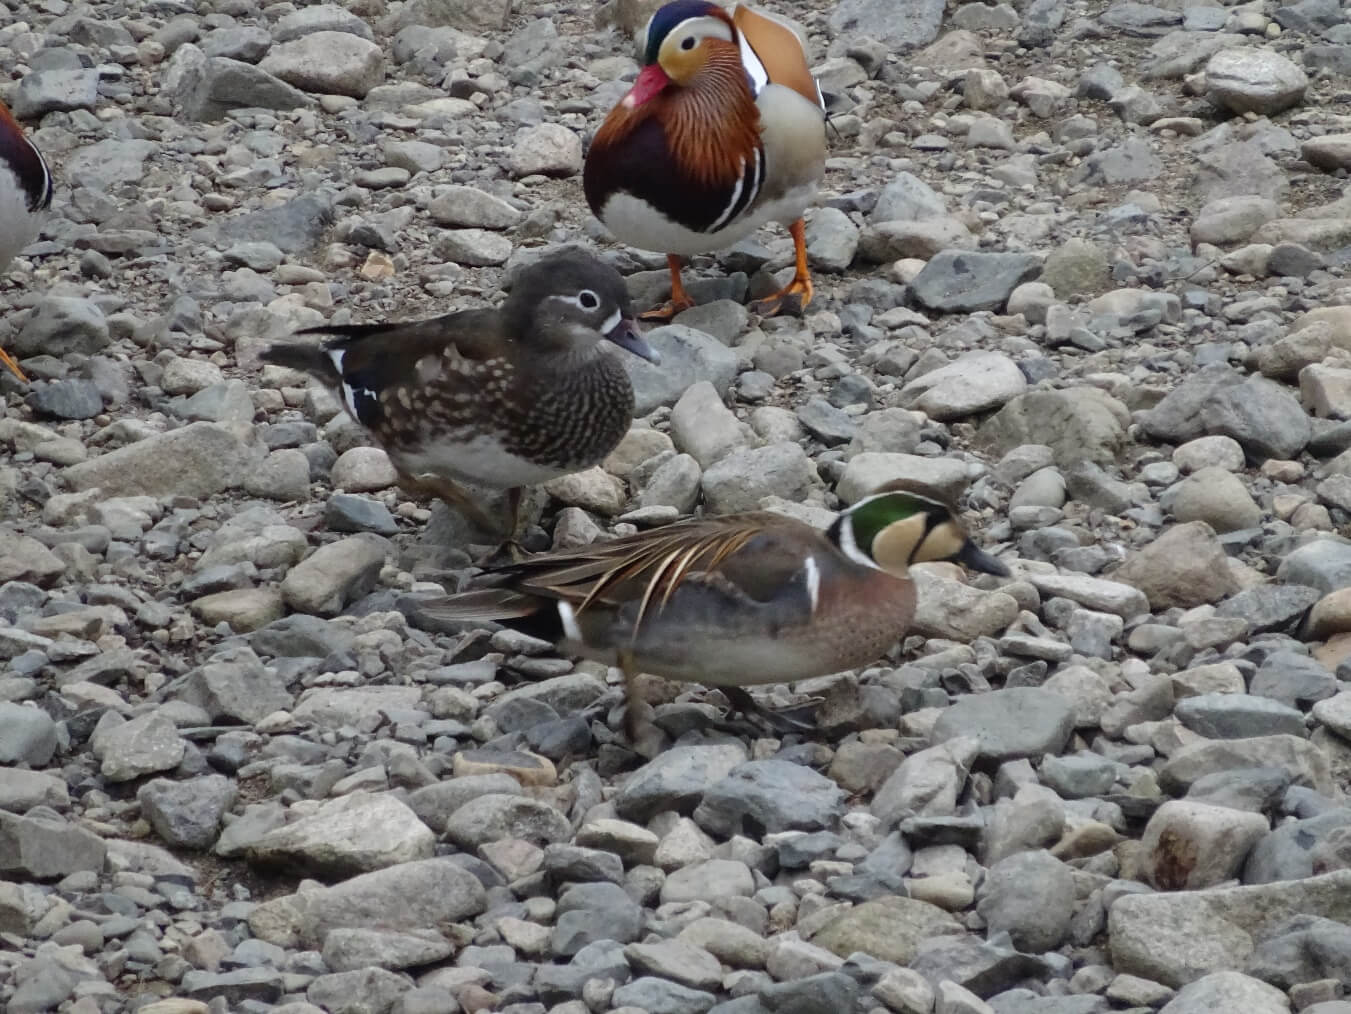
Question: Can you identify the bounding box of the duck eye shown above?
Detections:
[578,289,600,310]
[681,36,695,50]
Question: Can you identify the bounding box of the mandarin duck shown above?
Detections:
[584,0,827,320]
[0,99,54,382]
[418,481,1009,742]
[260,248,660,540]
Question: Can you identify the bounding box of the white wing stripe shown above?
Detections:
[708,158,747,234]
[737,29,769,96]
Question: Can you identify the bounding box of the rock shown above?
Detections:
[1201,375,1312,460]
[247,859,486,949]
[260,32,385,97]
[428,185,522,229]
[96,712,187,782]
[246,792,435,877]
[872,738,978,826]
[625,325,739,415]
[1111,522,1239,609]
[693,760,847,836]
[931,688,1075,762]
[910,251,1043,313]
[616,743,748,823]
[898,352,1028,421]
[0,811,107,879]
[978,389,1129,467]
[813,896,962,964]
[64,423,255,498]
[281,534,388,616]
[180,57,315,121]
[837,452,969,504]
[1138,800,1271,890]
[510,123,583,177]
[1160,735,1335,797]
[1109,871,1351,986]
[1205,47,1307,115]
[0,703,57,766]
[322,927,454,972]
[701,442,816,513]
[444,794,572,849]
[1170,466,1263,532]
[976,850,1076,951]
[829,0,945,48]
[138,775,238,850]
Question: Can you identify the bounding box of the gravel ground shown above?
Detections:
[3,0,1351,1013]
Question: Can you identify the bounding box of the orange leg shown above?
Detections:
[639,254,696,322]
[0,346,28,383]
[749,218,814,318]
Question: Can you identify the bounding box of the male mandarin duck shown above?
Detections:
[584,0,827,320]
[419,482,1009,742]
[0,99,54,382]
[260,249,659,542]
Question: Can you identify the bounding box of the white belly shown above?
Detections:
[394,434,566,490]
[0,168,42,270]
[601,184,817,257]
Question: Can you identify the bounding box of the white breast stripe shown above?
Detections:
[708,158,747,234]
[802,555,821,614]
[737,30,769,96]
[600,308,622,334]
[557,601,583,643]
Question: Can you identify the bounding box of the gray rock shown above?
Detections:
[0,702,57,766]
[509,123,584,177]
[899,351,1028,421]
[910,251,1043,313]
[180,56,315,120]
[322,926,454,971]
[1276,538,1351,595]
[261,31,385,97]
[138,774,237,850]
[977,850,1076,951]
[246,792,435,877]
[1201,375,1312,460]
[616,743,748,823]
[1245,810,1351,884]
[1110,871,1351,986]
[1158,971,1289,1014]
[1245,915,1351,989]
[979,388,1129,467]
[13,296,109,358]
[694,760,847,836]
[1138,800,1270,890]
[1176,693,1308,739]
[95,712,187,781]
[701,442,816,513]
[444,793,572,849]
[626,325,739,415]
[275,4,374,41]
[1206,47,1308,115]
[64,422,255,498]
[1072,137,1164,185]
[11,67,101,118]
[281,533,389,616]
[1160,735,1335,798]
[830,0,945,48]
[613,975,718,1014]
[931,688,1075,762]
[1250,651,1336,709]
[307,967,411,1013]
[1111,522,1239,610]
[182,968,286,1005]
[554,882,644,956]
[246,858,486,950]
[0,811,107,880]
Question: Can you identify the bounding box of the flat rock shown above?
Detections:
[246,792,435,877]
[931,688,1075,761]
[1110,871,1351,986]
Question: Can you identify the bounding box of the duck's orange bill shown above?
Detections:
[0,346,29,383]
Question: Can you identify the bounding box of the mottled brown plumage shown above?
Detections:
[260,248,660,535]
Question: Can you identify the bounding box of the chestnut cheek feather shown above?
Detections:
[622,64,671,109]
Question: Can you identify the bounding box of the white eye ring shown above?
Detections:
[578,289,600,310]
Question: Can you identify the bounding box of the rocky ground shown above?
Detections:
[2,0,1351,1011]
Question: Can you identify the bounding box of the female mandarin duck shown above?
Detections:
[584,0,827,320]
[0,99,54,382]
